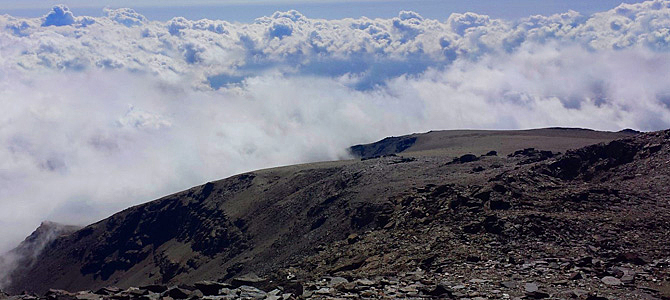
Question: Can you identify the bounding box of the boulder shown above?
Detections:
[138,285,167,293]
[162,287,191,299]
[193,281,230,296]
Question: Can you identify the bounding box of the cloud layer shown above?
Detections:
[1,1,670,256]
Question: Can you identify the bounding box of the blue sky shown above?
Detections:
[0,0,650,21]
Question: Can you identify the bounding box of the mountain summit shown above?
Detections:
[3,128,669,299]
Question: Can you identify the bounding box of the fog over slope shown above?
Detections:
[1,1,670,253]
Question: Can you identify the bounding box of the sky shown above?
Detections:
[0,0,651,21]
[1,0,670,267]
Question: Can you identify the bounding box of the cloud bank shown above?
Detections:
[1,1,670,258]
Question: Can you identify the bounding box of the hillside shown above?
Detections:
[3,128,670,300]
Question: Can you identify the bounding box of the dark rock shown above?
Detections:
[614,252,647,265]
[193,281,230,296]
[489,199,511,210]
[485,151,498,156]
[349,136,417,159]
[482,215,504,234]
[44,289,76,300]
[138,284,167,293]
[525,291,550,299]
[93,287,121,295]
[126,288,148,296]
[187,289,203,300]
[424,284,453,298]
[347,233,359,244]
[162,287,191,299]
[569,272,583,280]
[281,281,302,296]
[108,294,129,300]
[453,154,479,163]
[177,284,196,291]
[643,143,662,154]
[576,257,593,267]
[466,255,481,263]
[231,273,268,290]
[462,222,481,234]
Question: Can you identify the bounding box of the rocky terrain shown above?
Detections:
[2,128,669,300]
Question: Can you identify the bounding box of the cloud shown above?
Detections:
[1,1,670,269]
[105,8,147,27]
[42,5,75,27]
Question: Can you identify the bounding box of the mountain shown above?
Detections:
[0,222,81,289]
[4,127,670,299]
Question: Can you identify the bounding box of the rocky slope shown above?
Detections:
[4,128,670,300]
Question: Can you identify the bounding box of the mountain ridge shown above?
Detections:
[4,127,669,300]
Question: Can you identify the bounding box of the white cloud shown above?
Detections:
[1,1,670,262]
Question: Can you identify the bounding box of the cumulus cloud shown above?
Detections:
[1,1,670,262]
[42,5,75,27]
[105,8,146,27]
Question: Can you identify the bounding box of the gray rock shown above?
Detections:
[355,279,375,286]
[73,292,101,300]
[524,282,538,293]
[500,281,517,289]
[324,276,348,286]
[601,276,622,286]
[314,287,333,295]
[188,289,203,300]
[231,273,267,289]
[237,285,266,299]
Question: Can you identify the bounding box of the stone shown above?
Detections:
[469,279,487,284]
[194,281,230,296]
[45,289,76,300]
[585,295,609,300]
[524,283,538,293]
[314,288,333,295]
[237,286,266,299]
[500,281,517,289]
[525,291,550,299]
[489,199,511,210]
[73,292,100,300]
[611,267,635,284]
[324,276,349,286]
[93,287,121,296]
[187,290,203,300]
[231,273,267,289]
[162,287,191,299]
[126,288,148,296]
[601,276,622,286]
[615,252,647,265]
[139,285,168,293]
[347,233,359,244]
[570,289,588,297]
[425,284,452,297]
[455,154,479,163]
[466,255,481,263]
[355,279,375,286]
